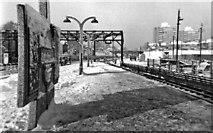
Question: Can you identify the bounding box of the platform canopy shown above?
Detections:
[60,30,124,63]
[60,30,124,46]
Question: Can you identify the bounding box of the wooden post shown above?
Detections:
[159,58,162,77]
[168,62,171,71]
[210,61,213,79]
[152,59,155,67]
[176,61,180,73]
[191,61,194,75]
[147,58,149,67]
[192,60,196,75]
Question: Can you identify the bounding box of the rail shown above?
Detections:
[121,62,213,102]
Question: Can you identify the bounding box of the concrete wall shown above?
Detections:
[144,50,213,61]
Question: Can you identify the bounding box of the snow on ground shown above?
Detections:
[0,62,84,131]
[37,62,211,131]
[123,59,147,66]
[0,73,29,131]
[0,61,212,131]
[53,61,161,105]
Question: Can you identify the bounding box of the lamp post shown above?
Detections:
[199,23,203,63]
[63,16,98,75]
[172,35,175,59]
[176,9,183,72]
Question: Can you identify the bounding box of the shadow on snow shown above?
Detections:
[38,86,196,129]
[82,70,127,76]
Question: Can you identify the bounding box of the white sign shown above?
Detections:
[3,53,9,64]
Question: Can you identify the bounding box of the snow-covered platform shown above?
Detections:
[0,62,212,131]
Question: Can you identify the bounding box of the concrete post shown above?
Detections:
[121,31,124,65]
[168,62,171,71]
[39,0,50,22]
[28,0,50,130]
[210,61,213,79]
[192,60,196,75]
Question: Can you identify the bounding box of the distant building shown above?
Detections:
[153,23,199,44]
[153,26,176,44]
[182,29,199,42]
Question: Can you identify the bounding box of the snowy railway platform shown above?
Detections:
[0,61,212,131]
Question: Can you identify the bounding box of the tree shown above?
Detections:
[1,21,17,30]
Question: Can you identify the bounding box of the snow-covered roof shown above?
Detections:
[200,62,210,66]
[150,46,156,49]
[60,40,66,44]
[184,26,194,32]
[161,22,170,28]
[160,42,167,46]
[206,39,212,43]
[148,43,157,46]
[186,41,198,45]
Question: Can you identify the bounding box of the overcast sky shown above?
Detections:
[0,0,212,50]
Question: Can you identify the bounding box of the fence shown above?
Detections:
[122,62,213,95]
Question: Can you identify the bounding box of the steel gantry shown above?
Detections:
[60,30,124,64]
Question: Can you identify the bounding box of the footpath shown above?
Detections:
[35,62,211,131]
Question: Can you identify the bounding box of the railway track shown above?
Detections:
[0,69,18,79]
[107,62,213,104]
[142,73,213,104]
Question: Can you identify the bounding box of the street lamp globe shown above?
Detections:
[91,18,98,23]
[63,18,71,23]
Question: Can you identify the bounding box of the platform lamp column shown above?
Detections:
[87,35,91,67]
[63,16,98,75]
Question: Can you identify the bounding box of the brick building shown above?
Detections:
[0,30,18,64]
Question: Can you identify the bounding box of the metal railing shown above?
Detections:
[121,62,213,95]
